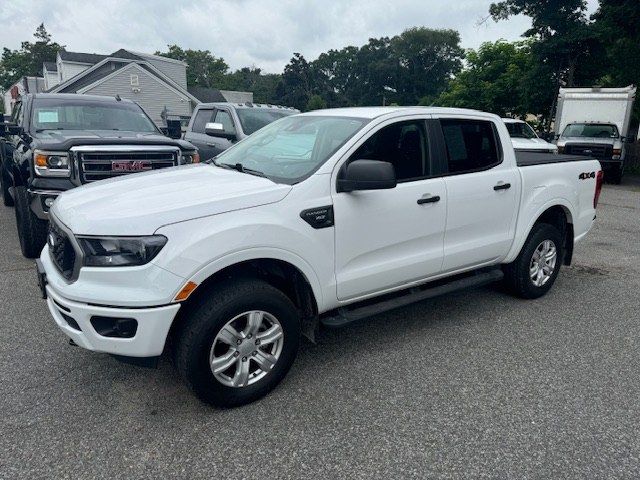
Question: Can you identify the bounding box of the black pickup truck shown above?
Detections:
[0,93,199,258]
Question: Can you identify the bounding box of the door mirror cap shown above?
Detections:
[205,122,236,140]
[337,159,397,193]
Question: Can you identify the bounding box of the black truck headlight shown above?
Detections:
[181,151,200,164]
[34,150,70,177]
[77,235,167,267]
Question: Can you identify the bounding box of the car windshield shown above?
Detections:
[562,123,619,138]
[212,115,368,184]
[505,121,537,139]
[237,109,296,135]
[31,98,159,133]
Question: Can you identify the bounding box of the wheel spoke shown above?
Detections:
[232,359,250,387]
[256,324,283,346]
[253,350,277,372]
[218,324,242,346]
[211,350,237,374]
[245,311,264,336]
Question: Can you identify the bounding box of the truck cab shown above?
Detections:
[184,102,298,161]
[0,93,199,258]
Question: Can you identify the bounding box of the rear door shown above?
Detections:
[433,115,519,272]
[332,116,447,300]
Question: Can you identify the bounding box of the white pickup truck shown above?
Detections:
[37,107,603,407]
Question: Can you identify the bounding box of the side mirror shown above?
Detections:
[337,159,397,193]
[624,135,635,144]
[205,122,236,141]
[6,124,22,136]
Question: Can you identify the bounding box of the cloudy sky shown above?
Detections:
[1,0,598,73]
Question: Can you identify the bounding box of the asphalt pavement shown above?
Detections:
[1,179,639,479]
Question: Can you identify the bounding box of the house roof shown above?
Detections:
[188,87,227,103]
[43,62,57,72]
[58,51,107,64]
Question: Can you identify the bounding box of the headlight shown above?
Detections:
[77,235,167,267]
[181,151,200,164]
[34,150,70,177]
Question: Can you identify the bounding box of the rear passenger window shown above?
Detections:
[441,119,501,174]
[191,109,214,134]
[350,120,428,181]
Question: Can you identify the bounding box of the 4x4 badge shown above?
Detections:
[579,171,595,180]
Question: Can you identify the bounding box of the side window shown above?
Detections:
[350,120,428,181]
[191,109,214,134]
[440,119,500,174]
[214,110,236,134]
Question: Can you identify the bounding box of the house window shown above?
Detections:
[130,74,139,86]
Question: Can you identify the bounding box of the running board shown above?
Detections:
[321,268,504,328]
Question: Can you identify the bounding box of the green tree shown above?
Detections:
[0,24,64,89]
[306,94,327,111]
[275,53,314,110]
[489,0,602,128]
[156,45,229,88]
[436,40,553,120]
[220,67,281,104]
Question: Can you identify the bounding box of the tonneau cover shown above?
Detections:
[516,151,595,167]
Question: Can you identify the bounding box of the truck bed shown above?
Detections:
[516,151,592,167]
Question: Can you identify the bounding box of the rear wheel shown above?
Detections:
[609,165,623,185]
[14,186,47,258]
[503,223,563,299]
[175,278,300,407]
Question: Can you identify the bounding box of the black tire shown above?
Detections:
[503,223,563,299]
[175,278,301,407]
[1,165,14,207]
[14,186,48,258]
[609,165,623,185]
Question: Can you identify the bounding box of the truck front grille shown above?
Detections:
[49,220,76,280]
[77,149,178,183]
[564,143,612,159]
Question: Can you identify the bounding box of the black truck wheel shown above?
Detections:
[503,223,563,299]
[609,165,623,185]
[14,186,48,258]
[175,278,301,407]
[0,163,14,207]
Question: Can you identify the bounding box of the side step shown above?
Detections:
[321,268,504,328]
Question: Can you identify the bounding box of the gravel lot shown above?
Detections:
[1,179,639,479]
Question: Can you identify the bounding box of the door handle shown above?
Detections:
[493,182,511,191]
[417,195,440,205]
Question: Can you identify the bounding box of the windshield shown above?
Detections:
[31,98,159,133]
[505,121,537,139]
[237,109,296,135]
[562,123,619,138]
[213,115,368,184]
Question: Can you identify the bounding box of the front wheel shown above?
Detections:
[503,223,563,299]
[175,279,301,407]
[1,166,14,207]
[14,186,48,258]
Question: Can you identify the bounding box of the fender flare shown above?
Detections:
[183,247,325,311]
[505,197,575,263]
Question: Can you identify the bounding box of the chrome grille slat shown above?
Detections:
[77,149,178,183]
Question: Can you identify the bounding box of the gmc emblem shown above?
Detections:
[112,160,153,172]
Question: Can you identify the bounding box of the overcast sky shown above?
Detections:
[1,0,599,73]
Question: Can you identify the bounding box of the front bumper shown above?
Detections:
[45,284,180,357]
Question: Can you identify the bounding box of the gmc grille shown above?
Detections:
[77,149,178,183]
[564,143,612,159]
[49,220,76,280]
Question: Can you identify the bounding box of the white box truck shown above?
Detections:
[555,85,636,183]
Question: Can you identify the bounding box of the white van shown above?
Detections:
[554,86,636,184]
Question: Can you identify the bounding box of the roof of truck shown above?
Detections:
[300,106,493,120]
[29,93,135,104]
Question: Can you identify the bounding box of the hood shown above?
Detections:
[511,137,557,151]
[557,136,618,147]
[51,164,292,235]
[32,130,195,151]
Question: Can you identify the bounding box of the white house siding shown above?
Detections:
[83,65,192,125]
[44,71,59,90]
[143,58,188,90]
[60,62,91,82]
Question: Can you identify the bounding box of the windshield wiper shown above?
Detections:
[212,159,266,178]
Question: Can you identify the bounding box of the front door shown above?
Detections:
[333,118,447,301]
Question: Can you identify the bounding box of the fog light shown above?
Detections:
[91,316,138,338]
[44,197,55,208]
